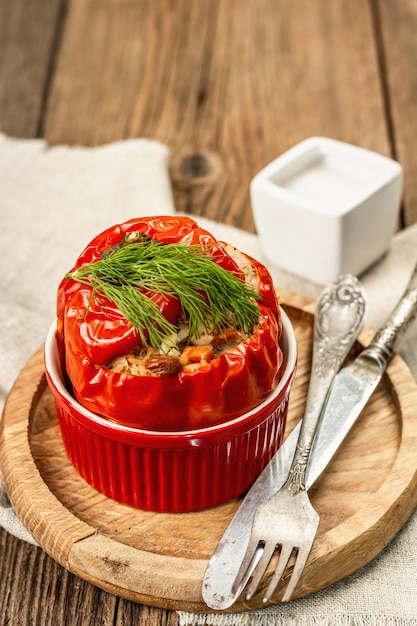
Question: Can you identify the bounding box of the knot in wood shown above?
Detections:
[181,153,211,179]
[171,150,221,189]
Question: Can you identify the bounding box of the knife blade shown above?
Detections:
[202,258,417,610]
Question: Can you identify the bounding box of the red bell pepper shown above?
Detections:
[57,216,283,431]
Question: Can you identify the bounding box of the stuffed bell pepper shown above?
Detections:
[56,216,284,431]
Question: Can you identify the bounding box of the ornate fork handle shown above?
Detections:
[285,275,367,496]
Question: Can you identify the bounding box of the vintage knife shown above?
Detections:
[202,259,417,611]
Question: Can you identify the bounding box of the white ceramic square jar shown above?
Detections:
[250,137,403,285]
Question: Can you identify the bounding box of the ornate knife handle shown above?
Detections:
[285,274,367,495]
[366,259,417,363]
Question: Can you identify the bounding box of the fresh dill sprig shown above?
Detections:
[66,236,261,349]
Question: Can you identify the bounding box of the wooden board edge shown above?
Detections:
[0,349,97,565]
[68,533,207,611]
[293,351,417,599]
[1,293,417,613]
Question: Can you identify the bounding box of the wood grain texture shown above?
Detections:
[0,1,416,623]
[0,0,65,138]
[376,0,417,226]
[2,293,417,613]
[0,530,180,626]
[41,0,392,231]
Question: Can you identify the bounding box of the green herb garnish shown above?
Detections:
[66,235,261,349]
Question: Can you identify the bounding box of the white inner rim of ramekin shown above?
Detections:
[45,307,297,436]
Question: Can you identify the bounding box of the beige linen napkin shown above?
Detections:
[1,132,417,624]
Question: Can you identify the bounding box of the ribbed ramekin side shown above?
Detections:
[54,393,289,512]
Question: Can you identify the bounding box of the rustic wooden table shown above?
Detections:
[1,1,417,624]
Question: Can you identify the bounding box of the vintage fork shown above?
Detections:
[231,274,367,604]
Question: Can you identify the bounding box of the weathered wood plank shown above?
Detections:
[0,528,179,625]
[0,1,411,623]
[376,0,417,227]
[0,0,65,138]
[43,0,390,231]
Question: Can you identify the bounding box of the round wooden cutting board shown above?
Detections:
[1,290,417,613]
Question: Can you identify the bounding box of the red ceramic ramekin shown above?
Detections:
[44,308,297,513]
